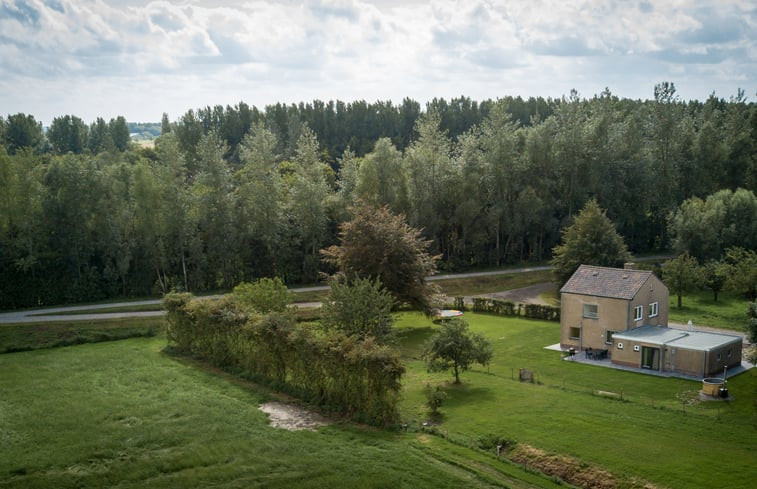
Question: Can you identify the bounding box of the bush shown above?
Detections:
[320,276,395,342]
[423,383,448,416]
[232,277,293,313]
[476,433,517,452]
[163,293,404,425]
[468,297,559,322]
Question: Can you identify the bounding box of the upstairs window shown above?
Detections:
[634,305,643,321]
[649,302,659,318]
[583,304,598,319]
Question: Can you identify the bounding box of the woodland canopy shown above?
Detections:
[1,84,755,309]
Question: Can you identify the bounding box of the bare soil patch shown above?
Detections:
[259,401,330,431]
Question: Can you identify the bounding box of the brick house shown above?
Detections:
[560,264,668,351]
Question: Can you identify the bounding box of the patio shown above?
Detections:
[545,343,753,381]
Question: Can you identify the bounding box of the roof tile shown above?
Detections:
[560,265,651,300]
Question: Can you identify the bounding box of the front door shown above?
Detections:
[641,346,660,370]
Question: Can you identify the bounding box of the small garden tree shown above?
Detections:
[551,199,631,285]
[423,383,448,418]
[320,276,396,342]
[661,252,700,309]
[702,260,728,302]
[723,247,757,301]
[423,319,493,384]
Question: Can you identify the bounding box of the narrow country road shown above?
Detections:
[0,256,672,325]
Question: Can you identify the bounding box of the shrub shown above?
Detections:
[163,294,404,424]
[232,277,293,313]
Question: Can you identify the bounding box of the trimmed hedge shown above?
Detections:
[460,297,560,322]
[164,293,404,425]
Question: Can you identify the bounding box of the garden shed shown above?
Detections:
[611,325,742,378]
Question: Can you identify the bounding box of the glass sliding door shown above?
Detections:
[641,346,660,370]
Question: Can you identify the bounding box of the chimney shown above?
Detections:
[624,262,635,270]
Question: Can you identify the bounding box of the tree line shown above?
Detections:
[1,83,755,309]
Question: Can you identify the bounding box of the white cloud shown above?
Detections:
[0,0,754,123]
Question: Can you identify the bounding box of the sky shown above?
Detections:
[0,0,755,125]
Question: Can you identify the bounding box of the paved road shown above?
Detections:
[0,256,671,325]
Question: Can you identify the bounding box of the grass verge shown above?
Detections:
[0,318,163,353]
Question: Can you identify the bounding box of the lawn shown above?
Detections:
[395,312,757,489]
[0,335,565,489]
[2,301,754,488]
[667,291,751,331]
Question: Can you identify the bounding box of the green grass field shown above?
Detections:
[667,291,751,331]
[395,312,757,489]
[2,272,754,489]
[0,335,566,489]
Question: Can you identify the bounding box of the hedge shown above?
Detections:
[164,293,404,425]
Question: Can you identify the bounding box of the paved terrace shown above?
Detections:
[546,343,753,380]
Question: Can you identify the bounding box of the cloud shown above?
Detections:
[0,0,754,123]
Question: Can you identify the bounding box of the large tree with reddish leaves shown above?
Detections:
[321,202,439,313]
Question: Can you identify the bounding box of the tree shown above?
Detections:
[232,277,292,313]
[235,122,285,278]
[109,116,131,152]
[551,199,632,285]
[88,117,113,153]
[4,113,43,154]
[47,115,88,154]
[702,260,728,302]
[746,301,757,344]
[320,276,395,342]
[423,383,447,417]
[288,126,332,282]
[321,202,439,313]
[161,113,172,134]
[423,319,492,384]
[661,252,701,309]
[669,188,757,261]
[723,247,757,301]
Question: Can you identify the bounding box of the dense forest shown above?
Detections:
[1,84,755,309]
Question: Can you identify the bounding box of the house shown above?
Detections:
[560,263,744,378]
[611,325,742,378]
[560,264,668,352]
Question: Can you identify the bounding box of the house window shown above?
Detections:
[728,349,732,358]
[605,331,615,345]
[717,352,722,361]
[649,302,659,318]
[634,305,643,321]
[583,304,598,319]
[569,327,581,340]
